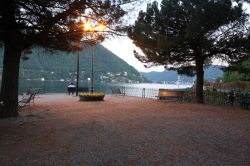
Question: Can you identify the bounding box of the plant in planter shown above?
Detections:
[79,93,105,101]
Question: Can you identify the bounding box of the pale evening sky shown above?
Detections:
[102,0,163,72]
[102,1,250,73]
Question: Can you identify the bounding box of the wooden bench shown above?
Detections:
[18,93,35,109]
[111,87,125,96]
[156,89,185,101]
[25,88,41,102]
[242,96,250,109]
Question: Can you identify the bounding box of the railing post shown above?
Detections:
[142,88,145,98]
[122,86,125,96]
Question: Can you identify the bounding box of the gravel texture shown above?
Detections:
[0,94,250,166]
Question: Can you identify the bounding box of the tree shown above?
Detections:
[223,59,250,82]
[0,0,131,118]
[128,0,249,103]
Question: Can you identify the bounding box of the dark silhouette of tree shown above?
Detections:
[0,0,130,118]
[128,0,249,103]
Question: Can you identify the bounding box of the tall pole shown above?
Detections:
[83,18,106,94]
[90,44,94,94]
[76,44,80,96]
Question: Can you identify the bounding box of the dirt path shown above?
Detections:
[0,94,250,166]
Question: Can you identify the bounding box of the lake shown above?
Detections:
[118,83,193,89]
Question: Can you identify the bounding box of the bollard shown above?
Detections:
[142,88,145,98]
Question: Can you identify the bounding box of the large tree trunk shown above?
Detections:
[195,58,204,104]
[0,43,21,118]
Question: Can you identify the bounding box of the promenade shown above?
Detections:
[0,94,250,166]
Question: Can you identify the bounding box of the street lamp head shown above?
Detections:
[83,21,94,33]
[81,18,107,45]
[83,19,106,33]
[97,22,106,33]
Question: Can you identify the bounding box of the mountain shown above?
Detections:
[0,45,148,83]
[141,65,223,83]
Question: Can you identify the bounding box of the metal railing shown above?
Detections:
[18,81,250,107]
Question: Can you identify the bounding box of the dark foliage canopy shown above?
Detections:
[128,0,249,76]
[0,0,129,52]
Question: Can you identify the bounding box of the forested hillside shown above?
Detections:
[142,65,223,83]
[0,45,147,83]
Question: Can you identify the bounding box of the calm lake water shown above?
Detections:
[119,83,193,89]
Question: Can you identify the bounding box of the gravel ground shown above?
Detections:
[0,94,250,166]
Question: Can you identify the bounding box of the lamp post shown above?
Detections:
[76,43,80,96]
[90,44,94,93]
[82,19,106,94]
